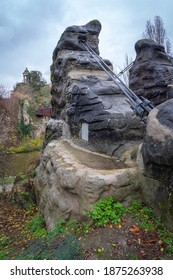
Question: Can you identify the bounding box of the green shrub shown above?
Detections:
[87,196,126,226]
[8,137,43,153]
[17,115,34,139]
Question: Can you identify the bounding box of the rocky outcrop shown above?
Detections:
[129,39,173,105]
[35,139,142,231]
[13,83,52,139]
[137,99,173,228]
[140,99,173,182]
[35,23,173,231]
[50,20,145,157]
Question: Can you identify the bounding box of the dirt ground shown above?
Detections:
[1,192,172,260]
[79,214,167,260]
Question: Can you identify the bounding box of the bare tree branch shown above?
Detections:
[142,16,172,55]
[0,84,11,98]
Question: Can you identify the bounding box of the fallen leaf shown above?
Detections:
[140,250,147,257]
[129,225,140,234]
[144,239,156,244]
[97,247,104,252]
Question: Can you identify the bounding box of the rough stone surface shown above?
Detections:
[137,99,173,228]
[140,176,173,229]
[35,137,173,230]
[35,139,142,231]
[141,99,173,181]
[129,39,173,105]
[50,20,145,156]
[53,19,101,59]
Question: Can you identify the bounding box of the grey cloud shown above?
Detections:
[0,0,64,48]
[0,0,66,86]
[1,0,173,88]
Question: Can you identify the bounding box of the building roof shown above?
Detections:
[23,68,30,75]
[36,107,53,117]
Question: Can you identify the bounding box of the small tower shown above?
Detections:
[22,68,30,83]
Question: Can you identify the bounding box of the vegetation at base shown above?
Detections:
[1,195,173,260]
[87,196,126,226]
[87,198,173,256]
[129,201,160,231]
[26,213,47,238]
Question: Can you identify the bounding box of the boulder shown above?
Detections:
[141,99,173,181]
[129,39,173,105]
[50,20,145,157]
[137,99,173,228]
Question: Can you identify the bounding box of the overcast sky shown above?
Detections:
[0,0,173,89]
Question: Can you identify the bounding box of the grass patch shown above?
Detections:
[129,201,173,256]
[26,213,47,238]
[130,201,161,231]
[158,229,173,255]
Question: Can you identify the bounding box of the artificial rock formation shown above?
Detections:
[36,139,142,231]
[137,99,173,228]
[129,39,173,105]
[36,20,147,230]
[36,21,173,230]
[49,20,145,157]
[139,99,173,182]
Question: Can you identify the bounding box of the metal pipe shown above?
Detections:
[78,36,154,119]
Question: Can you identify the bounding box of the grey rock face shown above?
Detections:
[129,39,173,105]
[137,99,173,228]
[141,99,173,182]
[50,20,145,156]
[53,20,101,60]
